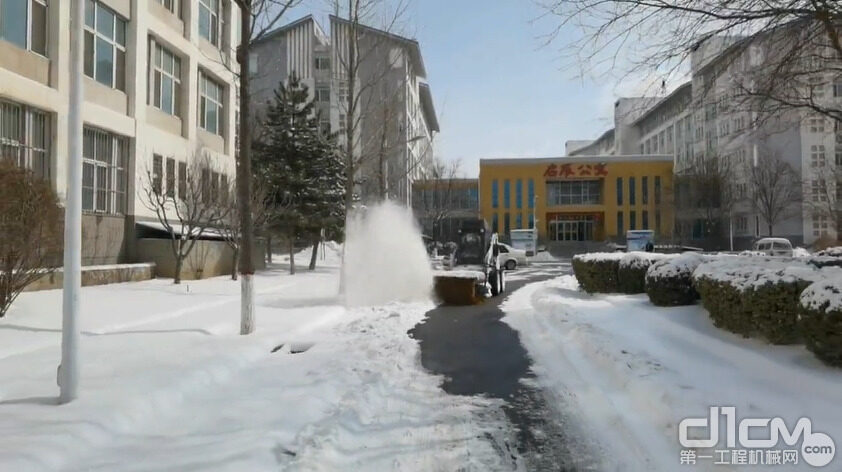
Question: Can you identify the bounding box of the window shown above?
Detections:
[654,176,661,204]
[629,210,636,230]
[808,116,826,133]
[655,210,661,234]
[151,41,182,116]
[528,213,534,229]
[491,213,498,233]
[516,213,522,229]
[504,213,510,235]
[0,99,49,179]
[834,78,842,98]
[82,127,128,214]
[811,145,827,167]
[515,179,522,209]
[199,72,224,135]
[178,161,187,199]
[546,180,601,206]
[198,0,222,47]
[642,210,649,230]
[491,179,498,209]
[617,211,624,234]
[642,176,649,204]
[616,177,623,205]
[315,56,330,70]
[315,87,330,103]
[0,0,47,55]
[84,1,126,90]
[152,154,163,194]
[156,0,180,17]
[813,215,829,237]
[527,179,534,208]
[629,177,636,205]
[165,157,175,198]
[503,180,510,208]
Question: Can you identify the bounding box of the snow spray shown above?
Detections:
[343,201,433,306]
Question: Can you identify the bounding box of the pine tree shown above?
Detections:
[254,75,346,274]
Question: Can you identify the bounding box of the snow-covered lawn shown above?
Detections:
[0,250,505,470]
[502,275,842,471]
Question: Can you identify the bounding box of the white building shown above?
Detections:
[250,15,439,206]
[0,0,240,264]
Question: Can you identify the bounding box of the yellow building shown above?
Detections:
[479,156,674,243]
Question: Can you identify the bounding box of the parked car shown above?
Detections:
[497,243,528,270]
[752,237,793,257]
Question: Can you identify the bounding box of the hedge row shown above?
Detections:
[571,253,624,294]
[799,278,842,366]
[645,253,705,306]
[692,259,829,344]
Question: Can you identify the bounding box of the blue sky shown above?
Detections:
[281,0,626,177]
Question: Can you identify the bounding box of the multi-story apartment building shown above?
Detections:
[0,0,241,264]
[250,15,438,206]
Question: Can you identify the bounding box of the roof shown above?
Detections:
[254,15,328,46]
[418,82,439,133]
[330,15,427,78]
[480,155,674,166]
[569,128,615,155]
[630,82,692,126]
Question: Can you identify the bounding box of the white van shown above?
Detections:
[752,238,793,257]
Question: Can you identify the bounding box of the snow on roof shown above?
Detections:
[137,221,226,240]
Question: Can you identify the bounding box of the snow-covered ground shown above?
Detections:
[502,275,842,471]
[0,244,508,471]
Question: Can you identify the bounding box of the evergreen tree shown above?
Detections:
[254,74,346,274]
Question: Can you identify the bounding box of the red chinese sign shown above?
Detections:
[544,163,608,178]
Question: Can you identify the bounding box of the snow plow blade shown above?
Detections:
[433,272,485,306]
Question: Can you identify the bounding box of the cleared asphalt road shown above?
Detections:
[409,263,599,471]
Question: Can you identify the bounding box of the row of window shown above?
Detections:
[616,210,661,233]
[490,178,535,210]
[489,212,536,235]
[616,176,662,206]
[152,153,228,203]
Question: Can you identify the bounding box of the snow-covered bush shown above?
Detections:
[793,247,810,258]
[806,256,842,269]
[799,277,842,366]
[644,253,705,306]
[693,258,833,344]
[618,252,673,294]
[815,246,842,258]
[571,252,624,293]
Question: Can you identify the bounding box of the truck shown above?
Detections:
[509,228,538,257]
[434,219,507,304]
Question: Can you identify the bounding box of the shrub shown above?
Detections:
[618,252,672,294]
[645,253,704,306]
[815,246,842,258]
[571,252,624,293]
[799,278,842,366]
[0,161,62,318]
[693,258,832,343]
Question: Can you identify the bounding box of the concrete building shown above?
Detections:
[411,178,479,243]
[250,15,439,206]
[479,156,674,253]
[0,0,241,265]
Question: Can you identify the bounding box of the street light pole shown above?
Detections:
[60,0,84,404]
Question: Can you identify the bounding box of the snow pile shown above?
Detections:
[572,251,625,263]
[531,251,560,262]
[816,246,842,257]
[645,252,705,281]
[800,275,842,313]
[343,201,433,306]
[793,247,811,258]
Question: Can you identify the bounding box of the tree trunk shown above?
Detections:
[174,256,183,285]
[309,237,319,270]
[231,247,239,280]
[289,236,296,275]
[236,5,255,335]
[768,223,773,236]
[266,234,272,263]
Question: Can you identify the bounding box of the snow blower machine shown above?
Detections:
[433,219,507,305]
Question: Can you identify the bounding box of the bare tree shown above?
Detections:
[805,161,842,239]
[543,1,842,125]
[745,151,801,236]
[411,157,461,243]
[218,176,273,280]
[141,154,230,284]
[231,0,302,334]
[0,161,62,317]
[673,153,737,247]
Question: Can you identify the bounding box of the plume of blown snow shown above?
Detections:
[343,201,433,306]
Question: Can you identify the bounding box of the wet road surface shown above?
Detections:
[409,263,599,471]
